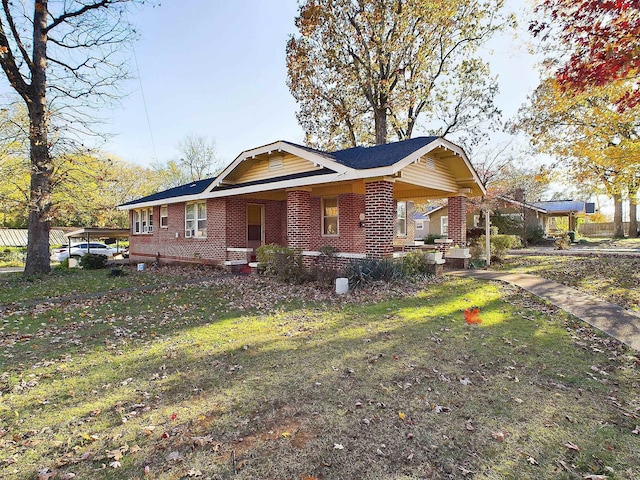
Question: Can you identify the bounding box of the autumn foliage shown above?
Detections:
[532,0,640,110]
[464,307,482,324]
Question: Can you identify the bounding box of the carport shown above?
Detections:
[65,227,130,256]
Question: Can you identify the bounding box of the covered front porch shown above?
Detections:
[221,177,472,270]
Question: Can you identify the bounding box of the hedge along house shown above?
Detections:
[118,137,485,268]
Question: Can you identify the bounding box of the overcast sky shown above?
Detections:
[101,0,540,167]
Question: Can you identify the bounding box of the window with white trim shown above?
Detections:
[473,214,480,228]
[160,205,168,228]
[185,201,207,238]
[396,201,407,236]
[322,197,339,236]
[133,207,153,234]
[441,216,448,236]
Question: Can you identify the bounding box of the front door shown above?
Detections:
[247,204,264,254]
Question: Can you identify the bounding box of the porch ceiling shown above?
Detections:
[236,178,470,202]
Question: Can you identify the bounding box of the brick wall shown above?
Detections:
[308,193,366,254]
[287,190,311,250]
[447,195,467,246]
[265,200,287,245]
[365,180,394,258]
[128,184,401,264]
[129,199,227,264]
[226,198,286,249]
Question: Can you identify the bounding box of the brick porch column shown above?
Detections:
[365,179,395,258]
[286,189,311,251]
[447,195,467,246]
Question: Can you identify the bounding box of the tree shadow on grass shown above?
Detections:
[3,279,639,480]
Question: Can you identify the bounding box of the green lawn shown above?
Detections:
[0,264,221,305]
[497,254,640,312]
[1,269,639,479]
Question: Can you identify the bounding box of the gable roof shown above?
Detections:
[495,195,548,214]
[417,205,446,219]
[119,136,485,209]
[207,140,346,192]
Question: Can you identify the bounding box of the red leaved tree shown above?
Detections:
[532,0,640,110]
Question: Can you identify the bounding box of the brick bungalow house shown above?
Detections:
[118,137,485,267]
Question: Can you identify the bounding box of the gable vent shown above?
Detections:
[424,156,435,169]
[269,155,284,171]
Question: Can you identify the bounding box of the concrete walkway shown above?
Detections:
[448,270,640,352]
[508,247,640,258]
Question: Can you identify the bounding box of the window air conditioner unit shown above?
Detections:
[185,229,192,238]
[148,226,153,233]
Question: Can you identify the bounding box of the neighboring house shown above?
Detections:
[118,137,485,267]
[413,212,430,239]
[414,205,448,237]
[425,196,595,237]
[529,200,596,234]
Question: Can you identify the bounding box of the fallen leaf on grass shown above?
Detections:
[186,469,202,477]
[37,469,57,480]
[167,451,183,462]
[491,431,507,443]
[333,443,344,450]
[109,461,121,469]
[459,466,475,476]
[398,411,406,420]
[563,441,580,452]
[60,474,76,480]
[106,449,122,461]
[143,425,156,435]
[191,435,213,446]
[632,426,639,435]
[583,476,608,480]
[527,456,538,465]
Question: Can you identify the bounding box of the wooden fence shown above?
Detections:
[578,222,635,237]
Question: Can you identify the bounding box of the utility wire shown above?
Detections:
[131,43,158,164]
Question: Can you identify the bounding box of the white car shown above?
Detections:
[50,242,118,262]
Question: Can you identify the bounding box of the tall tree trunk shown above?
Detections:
[612,192,625,238]
[374,105,387,145]
[24,0,52,275]
[630,192,638,238]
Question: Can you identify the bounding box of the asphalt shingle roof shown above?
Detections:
[330,136,439,169]
[119,177,215,207]
[215,168,335,191]
[121,136,443,207]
